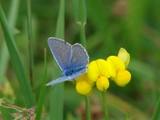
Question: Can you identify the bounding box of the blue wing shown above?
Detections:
[46,68,87,86]
[70,43,89,71]
[48,37,72,71]
[46,76,72,86]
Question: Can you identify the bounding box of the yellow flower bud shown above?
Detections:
[75,73,94,96]
[96,76,109,92]
[117,48,130,68]
[113,70,131,87]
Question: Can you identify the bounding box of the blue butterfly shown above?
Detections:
[46,37,89,86]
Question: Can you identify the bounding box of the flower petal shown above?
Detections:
[113,70,131,87]
[87,60,100,82]
[118,48,130,68]
[88,59,110,82]
[106,56,125,78]
[96,59,110,78]
[96,76,109,91]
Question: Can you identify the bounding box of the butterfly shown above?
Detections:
[46,37,89,86]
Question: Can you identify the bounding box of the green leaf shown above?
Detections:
[0,4,36,107]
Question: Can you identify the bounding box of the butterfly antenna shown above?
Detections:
[51,63,57,69]
[51,64,61,75]
[52,85,56,90]
[71,79,76,84]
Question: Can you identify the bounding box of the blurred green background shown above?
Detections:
[0,0,160,120]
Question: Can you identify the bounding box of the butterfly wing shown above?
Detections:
[48,37,72,71]
[70,43,89,70]
[46,76,72,86]
[46,68,87,86]
[63,43,89,79]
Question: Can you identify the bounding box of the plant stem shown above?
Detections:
[72,0,86,48]
[85,96,91,120]
[27,0,34,89]
[77,1,89,119]
[80,23,86,48]
[102,91,108,120]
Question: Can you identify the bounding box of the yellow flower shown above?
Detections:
[87,59,110,91]
[75,48,131,94]
[117,48,130,68]
[76,73,93,96]
[106,53,131,87]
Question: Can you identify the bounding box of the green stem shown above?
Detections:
[77,1,89,120]
[85,96,91,120]
[102,91,108,120]
[27,0,34,89]
[72,0,86,48]
[79,23,86,48]
[72,1,89,120]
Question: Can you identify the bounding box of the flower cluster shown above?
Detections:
[75,48,131,96]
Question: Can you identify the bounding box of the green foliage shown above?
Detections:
[0,4,36,107]
[0,0,160,119]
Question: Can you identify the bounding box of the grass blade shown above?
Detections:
[50,0,65,119]
[0,4,36,107]
[152,97,160,120]
[35,49,47,120]
[72,0,86,25]
[0,0,19,84]
[72,0,86,47]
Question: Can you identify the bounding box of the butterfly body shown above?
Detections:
[46,37,89,86]
[62,66,87,77]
